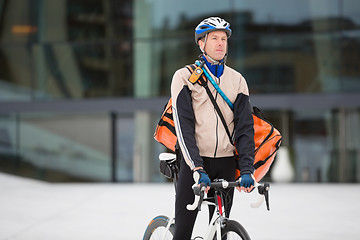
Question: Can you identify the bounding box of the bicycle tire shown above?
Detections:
[143,215,175,240]
[214,220,251,240]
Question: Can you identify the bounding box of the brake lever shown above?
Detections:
[197,190,204,211]
[257,182,270,211]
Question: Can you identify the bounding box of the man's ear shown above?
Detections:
[198,38,204,51]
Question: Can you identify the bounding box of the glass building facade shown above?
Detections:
[0,0,359,182]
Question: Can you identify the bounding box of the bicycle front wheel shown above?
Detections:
[143,215,175,240]
[218,220,251,240]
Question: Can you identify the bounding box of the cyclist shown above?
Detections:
[171,17,255,239]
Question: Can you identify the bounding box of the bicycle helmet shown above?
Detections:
[195,17,232,44]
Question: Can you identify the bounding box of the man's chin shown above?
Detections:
[209,55,225,62]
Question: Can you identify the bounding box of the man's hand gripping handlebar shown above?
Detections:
[186,178,271,211]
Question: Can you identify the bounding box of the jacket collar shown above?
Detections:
[202,56,224,78]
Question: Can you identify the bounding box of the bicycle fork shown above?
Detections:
[160,214,175,240]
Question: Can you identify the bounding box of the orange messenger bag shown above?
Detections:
[154,99,282,182]
[154,98,177,153]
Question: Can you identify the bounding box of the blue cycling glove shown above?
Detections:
[240,173,254,188]
[193,169,211,187]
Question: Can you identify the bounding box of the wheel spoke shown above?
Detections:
[149,226,173,240]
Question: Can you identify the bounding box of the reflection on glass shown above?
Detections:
[0,0,359,183]
[116,116,134,182]
[17,112,111,181]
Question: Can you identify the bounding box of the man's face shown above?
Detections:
[199,31,228,62]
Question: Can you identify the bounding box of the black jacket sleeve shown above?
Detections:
[173,86,203,170]
[233,93,255,175]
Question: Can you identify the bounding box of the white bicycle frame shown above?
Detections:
[200,200,227,240]
[158,198,226,240]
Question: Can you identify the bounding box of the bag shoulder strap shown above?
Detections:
[185,64,207,86]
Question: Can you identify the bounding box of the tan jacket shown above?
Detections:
[171,63,255,173]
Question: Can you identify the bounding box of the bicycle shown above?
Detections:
[143,153,270,240]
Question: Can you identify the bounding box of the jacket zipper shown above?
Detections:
[213,75,221,158]
[214,90,219,158]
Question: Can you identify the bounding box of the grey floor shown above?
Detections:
[1,172,359,240]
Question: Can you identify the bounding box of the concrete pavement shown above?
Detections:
[1,172,359,240]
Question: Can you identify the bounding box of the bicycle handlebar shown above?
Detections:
[186,183,207,211]
[186,179,270,211]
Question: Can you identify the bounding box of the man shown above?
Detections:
[171,17,255,239]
